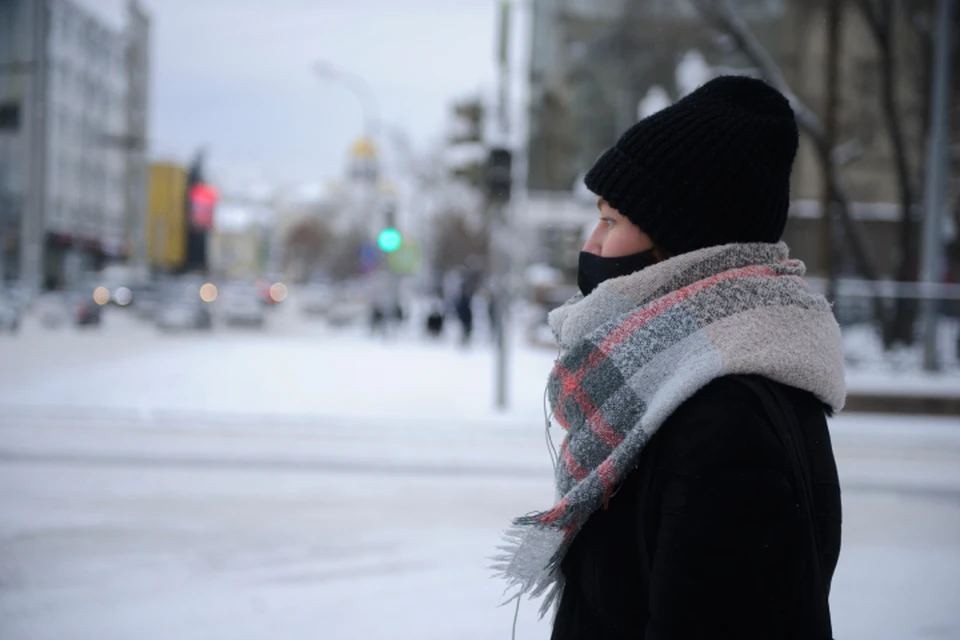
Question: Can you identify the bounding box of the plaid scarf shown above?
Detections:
[494,243,846,615]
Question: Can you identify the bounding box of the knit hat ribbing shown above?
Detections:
[584,75,799,255]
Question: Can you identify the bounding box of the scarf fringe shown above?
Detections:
[491,522,567,618]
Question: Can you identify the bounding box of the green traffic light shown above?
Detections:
[377,228,403,253]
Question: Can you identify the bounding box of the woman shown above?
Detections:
[496,76,845,639]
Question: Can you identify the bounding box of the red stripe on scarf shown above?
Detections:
[554,362,623,448]
[598,459,618,508]
[561,516,582,542]
[539,496,568,526]
[582,391,623,449]
[597,265,777,356]
[561,440,589,481]
[551,266,777,455]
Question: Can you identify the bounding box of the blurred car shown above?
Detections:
[0,297,20,333]
[130,282,162,319]
[156,282,214,331]
[72,293,103,327]
[326,287,369,327]
[255,275,288,307]
[218,283,265,327]
[91,265,140,308]
[327,301,368,327]
[300,282,334,316]
[89,281,135,308]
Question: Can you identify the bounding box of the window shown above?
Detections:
[0,101,20,131]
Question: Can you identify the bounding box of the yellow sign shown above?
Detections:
[387,240,422,275]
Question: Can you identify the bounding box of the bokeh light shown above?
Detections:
[93,286,110,306]
[199,283,218,303]
[114,286,133,306]
[269,283,288,303]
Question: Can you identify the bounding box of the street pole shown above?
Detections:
[493,1,512,410]
[313,62,380,143]
[920,0,954,372]
[312,62,399,317]
[21,0,49,295]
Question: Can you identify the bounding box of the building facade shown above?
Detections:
[0,0,150,291]
[522,0,959,280]
[526,0,784,193]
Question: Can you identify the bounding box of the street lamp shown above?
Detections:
[312,61,380,140]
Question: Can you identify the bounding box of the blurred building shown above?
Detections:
[523,0,959,279]
[208,200,273,280]
[146,161,187,272]
[124,0,150,272]
[524,0,784,278]
[777,1,960,279]
[0,0,151,291]
[527,0,784,193]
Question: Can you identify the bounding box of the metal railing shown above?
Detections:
[806,278,960,371]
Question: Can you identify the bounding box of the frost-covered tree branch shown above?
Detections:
[691,0,826,140]
[691,0,887,321]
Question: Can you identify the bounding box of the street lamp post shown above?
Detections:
[920,0,955,371]
[313,61,380,140]
[312,62,401,308]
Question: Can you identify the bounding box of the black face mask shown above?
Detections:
[577,249,659,297]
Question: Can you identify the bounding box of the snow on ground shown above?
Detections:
[1,310,959,639]
[842,322,960,396]
[0,309,556,425]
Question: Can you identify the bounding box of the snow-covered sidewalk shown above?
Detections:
[1,324,959,639]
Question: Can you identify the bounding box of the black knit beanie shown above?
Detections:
[584,75,799,256]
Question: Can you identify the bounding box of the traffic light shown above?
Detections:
[450,99,485,144]
[486,147,512,205]
[378,228,402,253]
[378,204,402,253]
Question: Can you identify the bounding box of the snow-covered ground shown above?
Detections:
[1,308,959,639]
[843,323,960,397]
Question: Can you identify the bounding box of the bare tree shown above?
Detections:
[323,228,368,282]
[691,0,888,329]
[857,0,922,346]
[283,219,334,282]
[430,211,489,275]
[821,0,845,304]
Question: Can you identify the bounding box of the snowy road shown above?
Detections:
[1,313,959,639]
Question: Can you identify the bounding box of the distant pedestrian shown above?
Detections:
[425,310,444,338]
[369,303,386,337]
[485,289,498,342]
[425,297,445,338]
[454,292,473,345]
[495,77,846,640]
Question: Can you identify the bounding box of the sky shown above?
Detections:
[85,0,528,193]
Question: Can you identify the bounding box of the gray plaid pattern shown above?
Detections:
[494,243,846,616]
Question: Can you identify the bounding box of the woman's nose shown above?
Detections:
[583,228,603,255]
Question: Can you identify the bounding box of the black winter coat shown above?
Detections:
[551,375,842,640]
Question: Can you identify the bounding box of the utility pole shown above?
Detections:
[920,0,954,371]
[490,1,513,410]
[21,0,49,295]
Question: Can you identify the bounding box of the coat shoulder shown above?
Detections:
[650,375,799,477]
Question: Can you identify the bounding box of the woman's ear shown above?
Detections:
[652,245,673,262]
